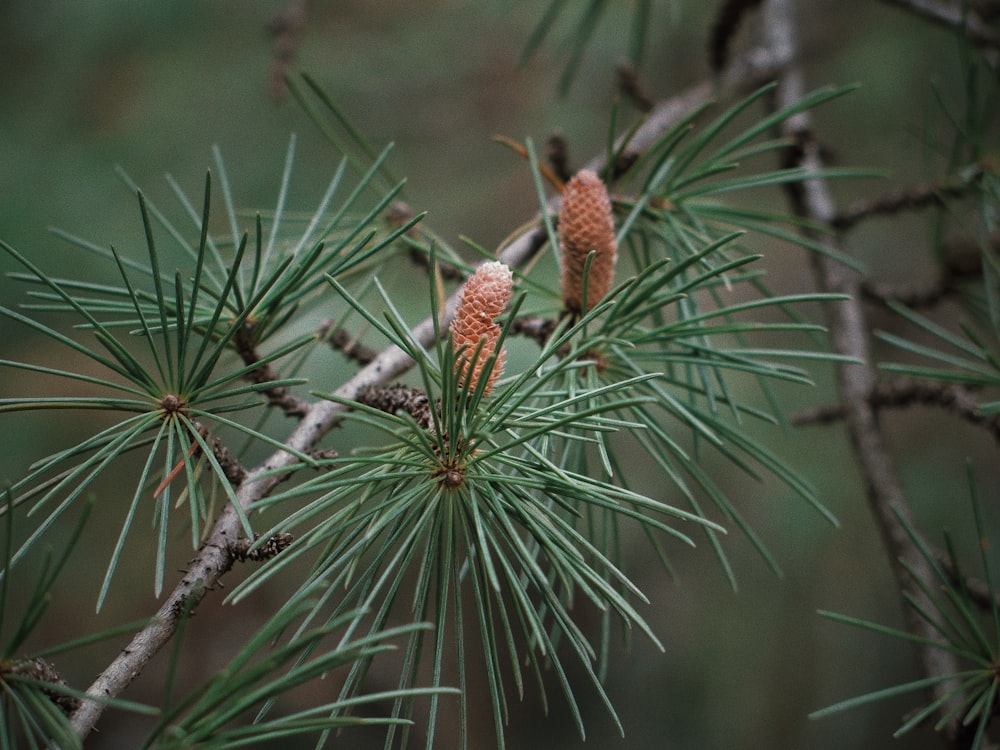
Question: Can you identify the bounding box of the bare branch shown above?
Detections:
[791,376,1000,443]
[709,0,765,72]
[510,314,560,348]
[832,177,979,232]
[546,130,573,183]
[616,61,655,113]
[592,42,793,181]
[762,0,968,741]
[860,239,985,307]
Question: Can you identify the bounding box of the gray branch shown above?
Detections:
[762,0,969,742]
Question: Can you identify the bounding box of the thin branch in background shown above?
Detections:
[510,313,560,348]
[832,177,980,231]
[318,320,379,365]
[861,276,953,307]
[881,0,1000,49]
[547,130,573,184]
[385,200,467,281]
[596,41,792,179]
[384,200,417,234]
[265,0,308,100]
[977,0,1000,22]
[708,0,765,72]
[762,0,968,742]
[791,376,1000,443]
[861,240,984,307]
[616,61,655,113]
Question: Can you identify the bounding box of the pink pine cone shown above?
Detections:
[559,169,617,313]
[450,260,513,395]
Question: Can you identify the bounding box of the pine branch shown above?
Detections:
[67,195,545,744]
[762,0,969,743]
[68,40,798,743]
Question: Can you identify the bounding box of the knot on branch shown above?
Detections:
[6,657,81,715]
[231,532,295,563]
[211,433,249,487]
[356,383,435,429]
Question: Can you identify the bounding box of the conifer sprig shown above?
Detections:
[229,262,723,748]
[0,139,410,604]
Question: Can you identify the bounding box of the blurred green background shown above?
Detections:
[1,1,997,748]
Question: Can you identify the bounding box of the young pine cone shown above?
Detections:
[558,169,617,314]
[450,260,513,396]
